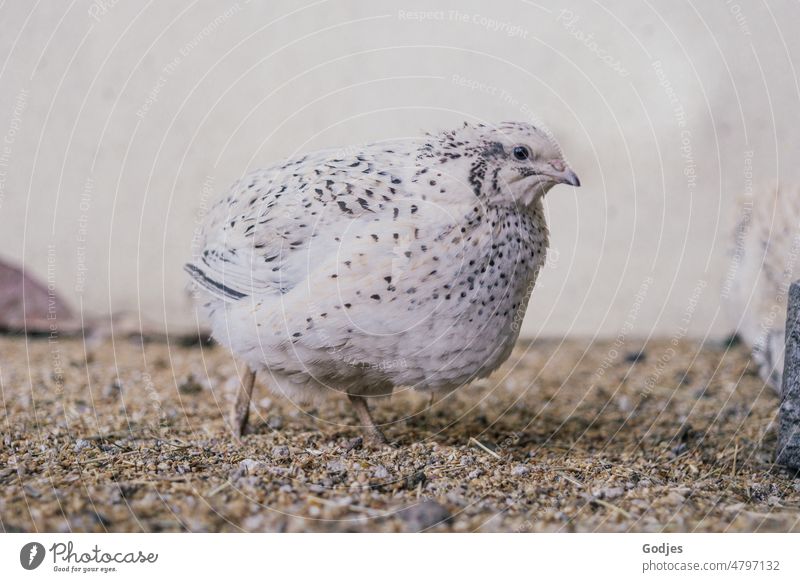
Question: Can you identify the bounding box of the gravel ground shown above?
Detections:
[1,334,799,532]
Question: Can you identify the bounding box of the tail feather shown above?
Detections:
[184,263,248,301]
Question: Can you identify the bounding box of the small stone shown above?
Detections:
[665,491,686,505]
[467,469,483,480]
[404,471,426,489]
[671,442,688,456]
[593,486,624,500]
[271,446,290,460]
[178,374,203,394]
[777,281,800,469]
[398,500,451,532]
[624,350,647,363]
[73,439,90,452]
[511,464,530,477]
[616,395,632,412]
[445,491,465,506]
[239,458,261,473]
[266,415,283,430]
[242,515,265,530]
[326,460,346,473]
[104,377,123,399]
[372,464,390,479]
[344,436,363,452]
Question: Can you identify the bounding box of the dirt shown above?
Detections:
[1,334,798,532]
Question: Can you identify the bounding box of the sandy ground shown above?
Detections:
[1,334,799,533]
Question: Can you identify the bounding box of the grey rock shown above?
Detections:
[398,500,451,532]
[372,464,390,479]
[777,281,800,470]
[73,439,90,452]
[511,464,530,477]
[104,377,123,399]
[593,486,624,500]
[467,469,483,480]
[178,374,203,394]
[460,455,476,466]
[239,458,261,473]
[326,459,346,473]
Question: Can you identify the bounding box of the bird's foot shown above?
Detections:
[231,366,257,439]
[348,394,393,449]
[364,427,393,449]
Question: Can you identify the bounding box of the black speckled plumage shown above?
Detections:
[186,121,579,439]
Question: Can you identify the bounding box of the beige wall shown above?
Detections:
[1,0,798,338]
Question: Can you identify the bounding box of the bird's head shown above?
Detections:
[430,121,579,207]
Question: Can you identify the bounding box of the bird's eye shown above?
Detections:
[513,146,530,161]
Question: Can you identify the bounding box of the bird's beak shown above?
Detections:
[543,160,580,187]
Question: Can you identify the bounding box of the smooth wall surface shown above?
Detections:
[1,0,797,338]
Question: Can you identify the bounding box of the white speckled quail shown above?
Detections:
[186,121,580,445]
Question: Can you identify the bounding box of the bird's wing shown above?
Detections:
[187,148,419,301]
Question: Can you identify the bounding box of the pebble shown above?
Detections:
[239,458,261,473]
[73,439,90,452]
[467,469,483,480]
[593,486,624,500]
[344,437,363,452]
[665,491,686,505]
[372,465,390,479]
[271,446,290,460]
[398,500,452,532]
[616,395,632,412]
[243,515,266,530]
[178,374,203,394]
[326,460,346,473]
[624,350,647,363]
[104,377,123,399]
[511,464,530,477]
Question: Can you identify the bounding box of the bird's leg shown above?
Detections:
[348,394,389,446]
[232,366,256,437]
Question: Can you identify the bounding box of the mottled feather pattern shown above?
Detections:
[187,122,576,409]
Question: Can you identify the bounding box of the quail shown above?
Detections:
[186,121,580,445]
[725,185,800,392]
